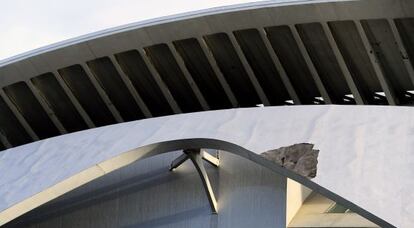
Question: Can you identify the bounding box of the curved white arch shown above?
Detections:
[1,105,413,226]
[0,138,393,227]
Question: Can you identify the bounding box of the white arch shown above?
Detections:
[0,138,392,227]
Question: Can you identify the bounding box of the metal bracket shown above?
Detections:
[169,149,219,213]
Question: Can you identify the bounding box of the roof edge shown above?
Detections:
[0,0,352,67]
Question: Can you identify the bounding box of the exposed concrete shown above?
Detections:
[261,143,319,178]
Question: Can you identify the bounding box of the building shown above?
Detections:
[0,0,413,227]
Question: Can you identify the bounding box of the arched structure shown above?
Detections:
[0,0,413,148]
[1,106,414,227]
[1,0,413,227]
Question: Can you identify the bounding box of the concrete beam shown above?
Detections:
[387,19,414,88]
[138,49,182,114]
[258,28,301,105]
[197,37,238,108]
[0,131,12,149]
[170,149,219,213]
[227,32,270,106]
[200,150,219,167]
[26,80,67,134]
[354,21,397,105]
[52,71,95,128]
[167,43,210,110]
[80,63,124,122]
[186,149,218,213]
[321,22,365,105]
[108,55,152,118]
[0,90,39,141]
[169,153,189,171]
[289,25,332,104]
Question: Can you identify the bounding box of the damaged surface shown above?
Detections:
[261,143,319,178]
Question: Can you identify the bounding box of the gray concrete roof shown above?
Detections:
[0,0,413,149]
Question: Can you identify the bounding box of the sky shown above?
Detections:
[0,0,269,61]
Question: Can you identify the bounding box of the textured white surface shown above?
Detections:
[0,105,413,227]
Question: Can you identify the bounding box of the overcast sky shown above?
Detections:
[0,0,272,61]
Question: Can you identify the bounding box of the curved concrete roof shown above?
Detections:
[0,0,413,149]
[0,0,346,65]
[1,105,413,227]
